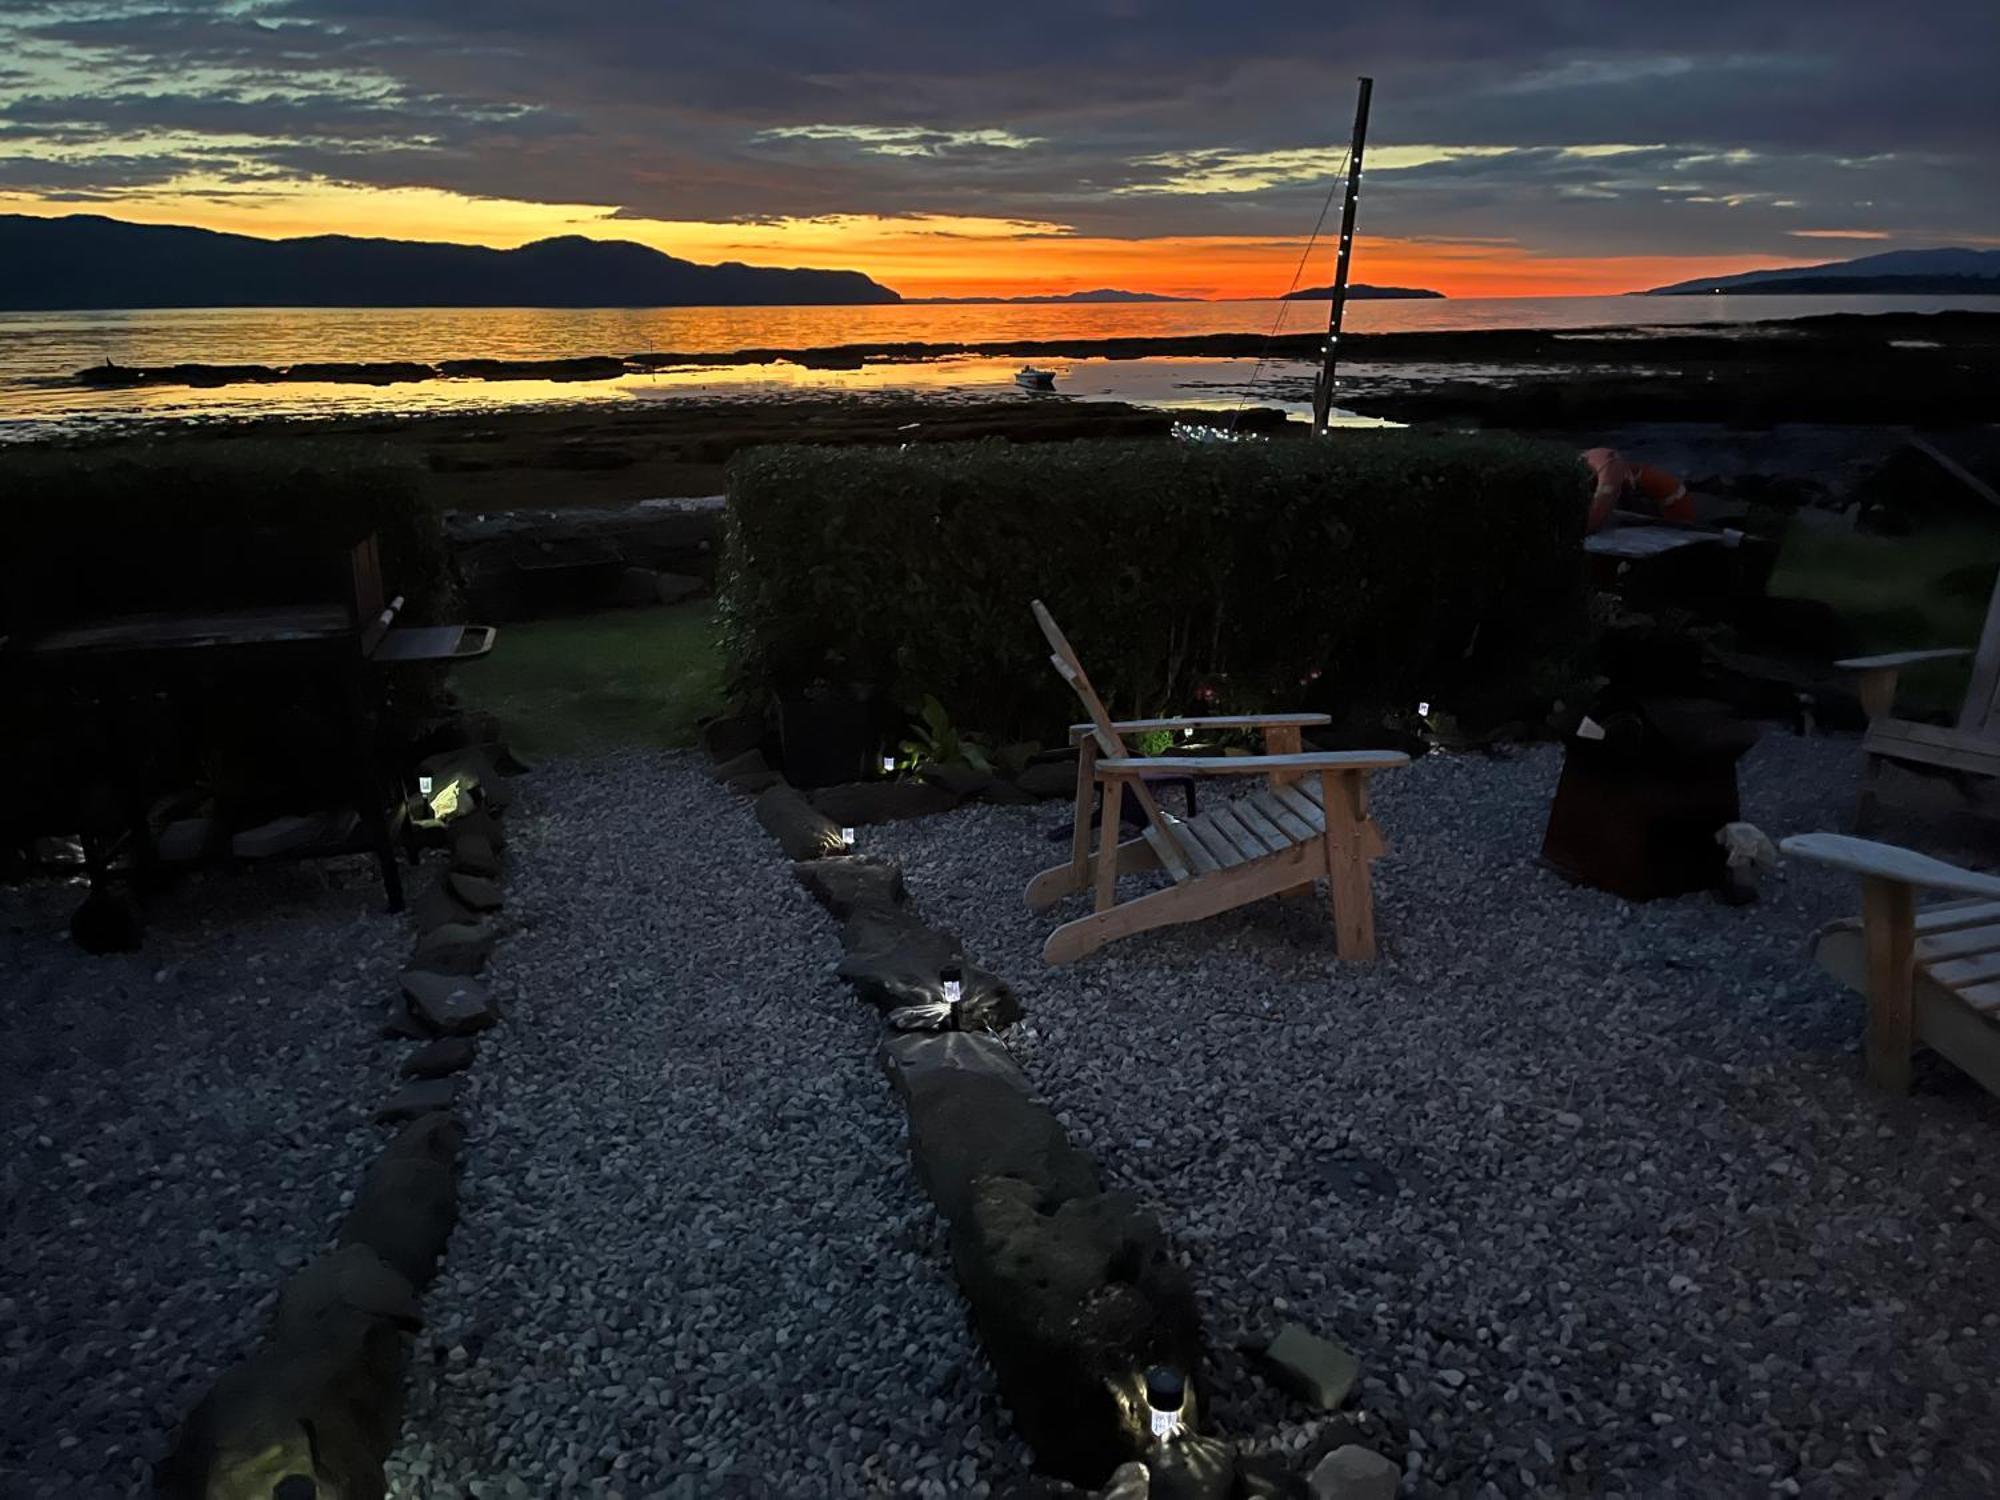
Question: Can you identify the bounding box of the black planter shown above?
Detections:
[778,692,877,789]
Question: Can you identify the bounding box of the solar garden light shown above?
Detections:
[1144,1365,1187,1444]
[939,963,963,1026]
[880,754,897,774]
[840,825,856,850]
[418,774,434,798]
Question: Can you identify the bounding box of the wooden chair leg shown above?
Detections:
[1095,777,1124,913]
[1070,740,1097,889]
[1320,770,1377,960]
[1860,875,1916,1092]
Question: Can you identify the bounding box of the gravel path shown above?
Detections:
[389,751,1028,1499]
[888,733,2000,1499]
[0,857,404,1498]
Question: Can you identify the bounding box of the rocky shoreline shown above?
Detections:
[62,311,2000,428]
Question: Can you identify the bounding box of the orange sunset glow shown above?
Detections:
[0,184,1810,300]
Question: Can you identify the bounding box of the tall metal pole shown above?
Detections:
[1312,75,1373,436]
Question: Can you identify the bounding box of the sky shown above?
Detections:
[0,1,1995,299]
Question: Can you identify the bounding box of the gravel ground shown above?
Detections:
[887,733,2000,1499]
[388,751,1029,1499]
[0,856,405,1498]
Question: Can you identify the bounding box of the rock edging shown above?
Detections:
[156,744,519,1499]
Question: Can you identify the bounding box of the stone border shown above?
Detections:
[716,718,1416,1499]
[156,744,517,1499]
[716,731,1222,1493]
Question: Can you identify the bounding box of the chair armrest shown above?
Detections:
[1833,648,1970,671]
[1099,750,1410,776]
[1781,832,2000,899]
[1069,712,1331,746]
[1833,648,1970,719]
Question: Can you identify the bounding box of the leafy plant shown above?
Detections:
[897,694,991,772]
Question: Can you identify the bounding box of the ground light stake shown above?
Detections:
[1145,1365,1187,1444]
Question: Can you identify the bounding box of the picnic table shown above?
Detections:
[2,532,492,919]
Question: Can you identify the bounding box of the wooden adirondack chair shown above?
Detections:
[1782,831,2000,1098]
[1024,600,1409,965]
[1840,561,2000,827]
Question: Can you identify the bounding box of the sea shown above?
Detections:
[0,292,1989,439]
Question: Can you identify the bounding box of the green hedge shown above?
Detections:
[722,432,1590,741]
[0,437,453,626]
[0,439,457,838]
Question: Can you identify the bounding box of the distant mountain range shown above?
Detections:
[1642,247,2000,296]
[1281,283,1444,300]
[0,214,903,309]
[909,288,1193,304]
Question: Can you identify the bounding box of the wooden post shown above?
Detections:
[1861,875,1916,1091]
[1072,739,1098,890]
[1320,770,1376,959]
[1264,725,1304,787]
[1096,776,1124,913]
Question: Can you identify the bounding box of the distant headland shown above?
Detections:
[1280,283,1444,300]
[0,213,903,309]
[1641,247,2000,296]
[908,288,1193,304]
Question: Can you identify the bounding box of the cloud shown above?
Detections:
[0,0,1992,271]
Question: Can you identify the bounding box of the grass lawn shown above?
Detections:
[451,601,728,759]
[1768,514,2000,716]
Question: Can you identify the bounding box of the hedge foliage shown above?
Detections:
[722,432,1590,741]
[0,437,453,626]
[0,440,456,836]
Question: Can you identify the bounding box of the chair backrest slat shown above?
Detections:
[1031,599,1187,855]
[1958,565,2000,739]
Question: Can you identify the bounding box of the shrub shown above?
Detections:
[0,439,457,840]
[721,432,1590,742]
[0,437,453,626]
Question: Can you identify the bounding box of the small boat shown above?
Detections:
[1015,366,1056,392]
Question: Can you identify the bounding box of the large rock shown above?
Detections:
[337,1115,463,1289]
[699,707,768,765]
[399,970,498,1035]
[754,783,847,860]
[905,1071,1098,1224]
[879,1030,1031,1105]
[447,870,504,912]
[836,906,1021,1028]
[1260,1323,1361,1411]
[1016,758,1082,800]
[411,878,481,935]
[401,1037,476,1079]
[951,1178,1204,1487]
[811,779,964,825]
[371,1077,458,1125]
[409,921,496,975]
[1306,1446,1399,1500]
[154,1244,419,1500]
[1148,1437,1240,1500]
[795,855,906,919]
[448,829,502,879]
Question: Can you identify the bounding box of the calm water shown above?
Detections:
[0,292,1988,437]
